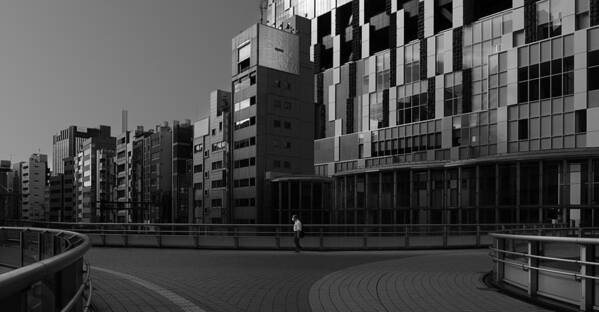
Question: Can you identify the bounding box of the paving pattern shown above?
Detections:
[86,248,551,312]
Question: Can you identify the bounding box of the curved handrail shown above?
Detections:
[0,227,91,301]
[489,229,599,310]
[490,232,599,244]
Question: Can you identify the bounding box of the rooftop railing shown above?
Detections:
[4,221,564,250]
[490,228,599,312]
[0,227,92,312]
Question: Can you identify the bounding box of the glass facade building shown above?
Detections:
[265,0,599,226]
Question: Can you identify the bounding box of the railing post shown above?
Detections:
[528,241,539,298]
[319,227,324,250]
[195,225,200,249]
[101,226,106,246]
[405,226,410,248]
[476,225,481,247]
[157,227,162,248]
[19,231,24,267]
[37,232,43,261]
[580,244,595,311]
[443,225,448,248]
[234,227,239,249]
[275,227,280,249]
[495,238,505,282]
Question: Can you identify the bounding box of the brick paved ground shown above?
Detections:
[86,248,550,312]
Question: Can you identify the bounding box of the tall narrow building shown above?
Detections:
[19,154,49,221]
[230,15,314,223]
[75,134,116,222]
[193,90,232,223]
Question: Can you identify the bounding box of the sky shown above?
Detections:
[0,0,259,169]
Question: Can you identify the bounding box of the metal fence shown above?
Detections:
[0,227,92,312]
[490,228,599,312]
[4,221,564,250]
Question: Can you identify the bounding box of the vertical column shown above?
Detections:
[458,167,462,225]
[528,241,539,297]
[475,165,480,224]
[310,181,314,224]
[365,173,369,223]
[427,169,432,225]
[539,160,544,223]
[278,182,283,223]
[393,170,398,223]
[378,171,383,224]
[562,159,568,224]
[344,176,348,223]
[516,161,521,223]
[580,245,595,311]
[299,181,303,221]
[592,158,595,226]
[409,169,414,224]
[495,163,500,223]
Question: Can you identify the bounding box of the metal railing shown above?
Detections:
[4,221,565,250]
[490,228,599,312]
[0,227,92,312]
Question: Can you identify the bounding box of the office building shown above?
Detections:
[0,161,19,220]
[114,111,134,220]
[19,154,49,221]
[75,135,116,222]
[172,120,194,223]
[129,121,192,223]
[131,126,154,222]
[52,125,112,176]
[252,0,599,226]
[229,15,315,223]
[193,90,232,223]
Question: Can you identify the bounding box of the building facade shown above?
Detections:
[230,16,315,223]
[52,125,112,176]
[257,0,599,226]
[75,135,116,222]
[19,154,49,221]
[0,160,19,220]
[193,90,232,223]
[172,120,194,223]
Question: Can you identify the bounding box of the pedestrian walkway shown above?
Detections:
[87,248,550,312]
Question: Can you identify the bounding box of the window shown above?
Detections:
[537,0,565,40]
[238,42,251,72]
[234,117,256,130]
[575,109,587,133]
[212,161,223,170]
[518,119,529,140]
[274,160,281,168]
[444,72,464,116]
[274,120,281,128]
[284,121,291,129]
[234,157,255,168]
[211,199,223,207]
[234,98,251,112]
[284,161,290,169]
[397,80,432,125]
[212,141,226,152]
[234,137,256,149]
[576,0,590,30]
[193,164,203,172]
[376,52,390,90]
[404,43,420,83]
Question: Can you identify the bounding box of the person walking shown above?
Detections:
[292,214,303,252]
